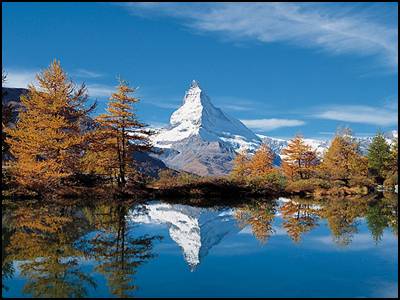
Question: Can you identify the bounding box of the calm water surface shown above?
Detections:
[2,195,398,298]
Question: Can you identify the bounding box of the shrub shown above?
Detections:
[156,169,179,187]
[285,178,331,194]
[176,172,199,185]
[383,172,398,190]
[245,170,287,194]
[348,176,375,189]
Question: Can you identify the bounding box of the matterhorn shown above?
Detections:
[151,80,262,176]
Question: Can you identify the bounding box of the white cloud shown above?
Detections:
[73,68,103,79]
[240,118,305,131]
[86,83,115,98]
[3,69,115,99]
[146,101,179,109]
[3,69,38,88]
[217,96,258,111]
[315,105,398,126]
[221,104,252,111]
[125,3,398,70]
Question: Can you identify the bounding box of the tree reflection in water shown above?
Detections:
[234,200,277,244]
[232,194,397,246]
[79,203,161,298]
[1,193,397,297]
[280,197,320,243]
[3,203,95,298]
[2,201,161,298]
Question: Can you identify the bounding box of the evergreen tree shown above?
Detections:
[367,133,391,184]
[388,137,398,173]
[89,78,153,187]
[5,60,94,193]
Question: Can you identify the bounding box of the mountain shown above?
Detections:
[151,81,262,176]
[128,202,240,270]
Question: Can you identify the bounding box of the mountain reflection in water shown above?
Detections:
[2,194,398,298]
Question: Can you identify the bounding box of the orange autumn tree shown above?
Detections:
[319,130,368,186]
[230,150,251,179]
[249,143,274,176]
[2,70,13,162]
[87,78,153,187]
[281,135,319,181]
[5,60,94,193]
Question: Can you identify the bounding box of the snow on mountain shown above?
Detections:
[151,81,262,175]
[153,80,261,151]
[128,202,240,270]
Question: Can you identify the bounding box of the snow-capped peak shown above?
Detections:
[152,80,261,153]
[170,80,211,127]
[190,79,200,89]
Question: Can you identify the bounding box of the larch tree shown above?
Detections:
[367,133,392,184]
[90,78,153,187]
[230,150,251,179]
[319,132,367,186]
[249,143,274,177]
[2,70,13,161]
[5,60,95,193]
[281,135,319,180]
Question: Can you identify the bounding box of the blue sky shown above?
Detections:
[2,2,398,139]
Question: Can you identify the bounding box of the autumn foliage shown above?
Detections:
[319,133,368,186]
[83,78,153,187]
[231,143,274,180]
[281,135,319,180]
[5,60,95,193]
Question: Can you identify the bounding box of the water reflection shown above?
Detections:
[78,204,161,297]
[2,193,398,298]
[3,204,95,297]
[234,201,276,244]
[2,202,161,298]
[280,198,320,243]
[129,203,240,270]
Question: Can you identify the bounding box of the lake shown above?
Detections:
[2,194,398,298]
